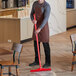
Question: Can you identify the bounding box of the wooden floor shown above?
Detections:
[0,28,76,76]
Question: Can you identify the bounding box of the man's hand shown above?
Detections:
[32,20,37,24]
[35,28,41,34]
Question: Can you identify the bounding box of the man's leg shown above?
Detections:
[34,40,40,63]
[43,42,51,68]
[29,40,40,66]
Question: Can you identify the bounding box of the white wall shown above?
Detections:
[74,0,76,9]
[47,0,66,36]
[30,0,66,36]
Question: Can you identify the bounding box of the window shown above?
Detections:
[66,0,74,8]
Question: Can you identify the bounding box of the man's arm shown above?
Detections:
[30,3,35,21]
[39,5,51,29]
[30,2,37,25]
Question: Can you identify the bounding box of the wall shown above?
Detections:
[74,0,76,9]
[30,0,66,36]
[47,0,66,36]
[20,18,33,40]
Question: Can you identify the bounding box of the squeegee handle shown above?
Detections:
[34,14,42,68]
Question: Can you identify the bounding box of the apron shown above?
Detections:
[32,3,49,43]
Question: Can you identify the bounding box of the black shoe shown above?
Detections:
[43,63,51,68]
[29,61,39,66]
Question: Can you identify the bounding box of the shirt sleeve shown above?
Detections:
[39,5,51,29]
[30,3,35,21]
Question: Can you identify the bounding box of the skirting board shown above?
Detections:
[20,38,32,43]
[67,25,76,30]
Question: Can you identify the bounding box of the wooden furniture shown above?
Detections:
[17,7,30,18]
[67,9,76,28]
[70,34,76,71]
[0,0,1,8]
[0,9,18,18]
[0,43,23,76]
[0,18,20,43]
[0,17,33,43]
[0,7,30,18]
[0,3,32,43]
[0,48,12,55]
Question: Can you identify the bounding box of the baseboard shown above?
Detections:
[21,25,76,43]
[67,25,76,30]
[20,38,32,43]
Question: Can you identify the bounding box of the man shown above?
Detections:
[29,0,51,68]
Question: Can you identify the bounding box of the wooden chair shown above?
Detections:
[0,43,23,76]
[70,34,76,71]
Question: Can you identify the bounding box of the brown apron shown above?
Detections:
[32,4,49,43]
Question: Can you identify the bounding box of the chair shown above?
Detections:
[0,43,23,76]
[70,34,76,71]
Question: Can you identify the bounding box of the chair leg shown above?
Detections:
[71,54,75,71]
[9,66,11,76]
[0,66,3,76]
[16,65,19,76]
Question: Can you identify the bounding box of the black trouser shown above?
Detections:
[34,40,51,65]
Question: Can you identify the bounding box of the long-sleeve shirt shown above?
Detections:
[30,1,51,29]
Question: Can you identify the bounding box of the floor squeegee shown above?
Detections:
[30,14,51,72]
